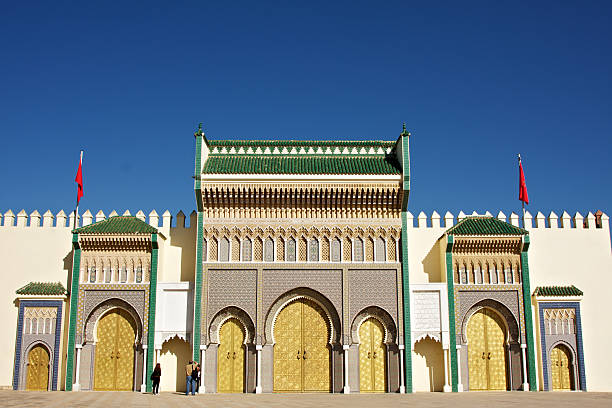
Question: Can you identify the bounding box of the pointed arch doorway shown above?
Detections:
[273,298,331,392]
[93,308,137,391]
[217,318,246,393]
[358,317,386,392]
[26,344,50,391]
[467,308,508,391]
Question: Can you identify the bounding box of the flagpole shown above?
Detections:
[74,150,83,229]
[518,154,526,228]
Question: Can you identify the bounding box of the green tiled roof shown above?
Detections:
[534,286,583,297]
[207,139,396,148]
[202,155,401,175]
[16,282,67,296]
[446,216,527,236]
[73,216,157,235]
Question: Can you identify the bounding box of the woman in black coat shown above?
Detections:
[151,363,161,395]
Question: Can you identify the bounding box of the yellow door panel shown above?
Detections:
[467,311,487,390]
[302,299,330,392]
[94,309,136,391]
[274,300,302,392]
[217,319,234,392]
[26,345,49,391]
[217,318,245,393]
[94,310,118,390]
[551,347,561,390]
[274,298,330,393]
[114,309,136,391]
[371,318,386,392]
[359,319,373,392]
[484,309,507,391]
[551,345,572,390]
[359,318,386,393]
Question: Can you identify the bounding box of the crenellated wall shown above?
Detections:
[0,208,610,390]
[0,209,196,389]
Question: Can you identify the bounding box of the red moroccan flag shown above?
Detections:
[75,151,83,205]
[518,156,529,205]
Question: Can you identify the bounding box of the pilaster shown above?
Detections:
[65,233,81,391]
[145,233,159,392]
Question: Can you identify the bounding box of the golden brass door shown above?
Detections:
[467,308,507,391]
[94,309,136,391]
[551,345,572,390]
[274,298,330,392]
[217,318,245,393]
[359,318,386,392]
[26,345,49,391]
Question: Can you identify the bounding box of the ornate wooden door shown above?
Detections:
[274,298,330,392]
[26,345,49,391]
[94,309,136,391]
[467,311,488,390]
[359,318,386,392]
[217,318,245,393]
[467,309,507,391]
[551,345,572,390]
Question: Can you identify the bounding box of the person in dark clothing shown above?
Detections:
[151,363,161,395]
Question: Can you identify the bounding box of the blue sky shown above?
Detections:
[1,1,610,223]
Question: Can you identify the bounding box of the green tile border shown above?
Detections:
[401,211,412,393]
[145,233,159,392]
[65,233,81,391]
[193,212,204,361]
[521,235,538,391]
[399,126,412,393]
[445,235,459,392]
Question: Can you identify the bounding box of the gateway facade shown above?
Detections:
[1,125,611,393]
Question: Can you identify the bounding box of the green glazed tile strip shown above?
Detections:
[401,211,412,393]
[445,235,459,392]
[193,212,204,361]
[521,235,538,391]
[146,234,159,392]
[65,233,81,391]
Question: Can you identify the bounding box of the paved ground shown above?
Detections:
[2,391,612,408]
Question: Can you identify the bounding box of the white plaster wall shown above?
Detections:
[0,209,196,389]
[526,221,612,391]
[0,222,73,389]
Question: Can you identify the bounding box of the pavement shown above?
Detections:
[1,390,612,408]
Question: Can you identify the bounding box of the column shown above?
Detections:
[155,347,160,366]
[343,345,350,393]
[398,344,405,394]
[456,345,463,392]
[200,345,207,393]
[521,344,529,391]
[140,345,148,393]
[73,344,82,391]
[443,348,451,392]
[256,345,263,394]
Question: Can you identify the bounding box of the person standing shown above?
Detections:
[185,360,196,395]
[195,363,201,394]
[151,363,161,395]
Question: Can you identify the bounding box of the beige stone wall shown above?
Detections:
[0,210,196,389]
[407,210,612,392]
[1,209,610,391]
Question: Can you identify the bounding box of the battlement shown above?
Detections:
[0,209,198,230]
[404,210,609,231]
[1,209,608,232]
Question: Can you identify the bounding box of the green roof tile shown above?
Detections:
[534,286,583,297]
[202,155,401,175]
[207,139,396,148]
[73,216,157,235]
[446,216,527,236]
[16,282,67,296]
